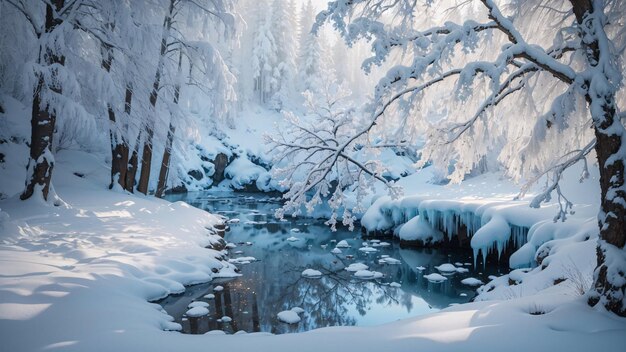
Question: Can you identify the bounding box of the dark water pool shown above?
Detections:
[160,192,506,334]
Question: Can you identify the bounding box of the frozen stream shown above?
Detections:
[159,192,507,334]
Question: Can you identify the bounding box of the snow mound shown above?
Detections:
[379,257,401,265]
[291,307,305,314]
[435,263,458,273]
[358,246,378,253]
[345,263,369,272]
[461,278,484,286]
[277,310,301,324]
[336,240,350,248]
[354,270,383,279]
[204,294,215,299]
[302,269,323,278]
[389,282,401,288]
[187,301,210,309]
[220,316,232,323]
[286,236,299,242]
[186,307,209,317]
[398,215,444,244]
[331,248,342,254]
[213,285,224,292]
[229,256,256,264]
[424,273,448,282]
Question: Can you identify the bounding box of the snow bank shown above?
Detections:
[361,164,600,269]
[397,215,444,245]
[224,156,272,191]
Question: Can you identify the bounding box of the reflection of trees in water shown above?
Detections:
[166,192,496,334]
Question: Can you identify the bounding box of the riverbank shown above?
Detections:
[0,150,625,351]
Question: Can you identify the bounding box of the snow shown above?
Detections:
[379,257,402,265]
[345,263,369,272]
[398,215,444,244]
[186,307,210,318]
[424,273,448,282]
[435,264,458,273]
[301,269,323,278]
[354,270,384,279]
[291,307,305,314]
[204,294,215,299]
[187,301,210,309]
[390,282,402,288]
[461,278,484,287]
[277,310,301,324]
[331,248,342,254]
[220,316,232,323]
[229,256,256,265]
[358,246,378,253]
[213,286,224,292]
[0,147,624,352]
[335,240,350,248]
[286,236,299,242]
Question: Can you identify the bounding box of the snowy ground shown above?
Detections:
[0,150,625,351]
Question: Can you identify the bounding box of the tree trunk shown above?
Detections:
[570,0,626,316]
[20,0,65,202]
[125,131,141,193]
[100,34,130,191]
[155,51,183,198]
[136,0,175,195]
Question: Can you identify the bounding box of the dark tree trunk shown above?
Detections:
[20,0,65,201]
[100,35,131,191]
[155,51,183,198]
[125,131,141,193]
[570,0,626,316]
[137,0,175,195]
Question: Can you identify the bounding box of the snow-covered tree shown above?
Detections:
[251,1,278,104]
[267,64,401,229]
[313,0,626,315]
[298,0,324,92]
[269,0,298,109]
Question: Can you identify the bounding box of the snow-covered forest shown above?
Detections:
[0,0,625,351]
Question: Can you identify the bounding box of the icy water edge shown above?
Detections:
[159,192,507,335]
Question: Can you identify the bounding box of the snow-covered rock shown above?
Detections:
[354,270,383,279]
[379,257,401,265]
[277,310,301,324]
[336,240,350,248]
[435,263,458,273]
[291,307,305,314]
[186,307,209,317]
[331,248,342,254]
[302,269,323,278]
[461,278,484,286]
[345,263,369,272]
[358,246,378,253]
[187,301,210,309]
[424,273,448,282]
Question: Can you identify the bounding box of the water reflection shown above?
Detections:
[160,192,507,334]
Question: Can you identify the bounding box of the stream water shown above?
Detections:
[160,192,507,335]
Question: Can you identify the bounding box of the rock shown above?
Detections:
[212,153,230,184]
[188,169,204,181]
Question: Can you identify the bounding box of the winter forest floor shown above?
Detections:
[1,149,625,352]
